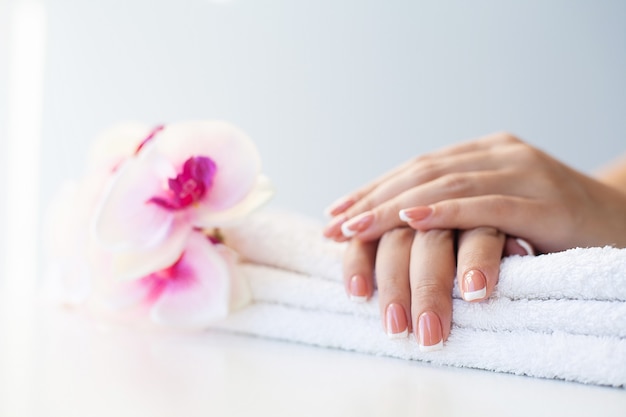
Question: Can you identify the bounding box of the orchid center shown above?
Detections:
[142,254,192,304]
[153,262,179,280]
[149,156,217,211]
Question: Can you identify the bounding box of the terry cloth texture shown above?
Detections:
[214,209,626,387]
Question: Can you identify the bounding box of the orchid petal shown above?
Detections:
[150,233,231,327]
[110,217,192,281]
[42,174,110,305]
[87,123,152,172]
[91,276,153,326]
[193,175,274,228]
[154,121,261,212]
[93,147,179,251]
[214,244,251,311]
[102,280,151,311]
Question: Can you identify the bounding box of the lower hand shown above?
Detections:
[343,226,532,348]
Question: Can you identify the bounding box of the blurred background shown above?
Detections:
[1,0,626,288]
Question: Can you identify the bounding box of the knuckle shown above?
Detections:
[376,270,410,299]
[409,158,438,182]
[380,227,414,245]
[481,131,520,147]
[496,131,521,144]
[415,228,454,243]
[410,281,453,312]
[412,153,432,166]
[439,173,472,195]
[510,142,541,164]
[464,226,501,239]
[354,197,375,214]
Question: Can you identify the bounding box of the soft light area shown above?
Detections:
[39,0,626,222]
[3,0,46,300]
[0,2,46,416]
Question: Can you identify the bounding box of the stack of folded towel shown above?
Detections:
[215,209,626,387]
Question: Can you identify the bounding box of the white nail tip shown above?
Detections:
[349,294,368,303]
[387,328,409,340]
[340,221,357,238]
[419,340,444,352]
[463,287,487,302]
[399,210,411,222]
[516,238,536,256]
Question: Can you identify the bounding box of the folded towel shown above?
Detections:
[215,209,626,387]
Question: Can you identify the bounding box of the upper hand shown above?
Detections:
[324,132,626,253]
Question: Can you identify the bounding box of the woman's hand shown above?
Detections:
[324,133,626,253]
[343,225,532,348]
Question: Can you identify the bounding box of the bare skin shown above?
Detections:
[324,133,626,252]
[328,132,626,347]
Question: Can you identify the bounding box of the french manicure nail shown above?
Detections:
[418,311,443,352]
[462,270,487,302]
[324,197,355,217]
[341,211,374,238]
[399,206,433,222]
[515,238,536,256]
[386,303,409,339]
[349,275,368,302]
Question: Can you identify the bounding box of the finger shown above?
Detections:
[456,227,505,302]
[426,131,520,158]
[375,228,414,338]
[324,158,414,217]
[342,238,378,302]
[337,169,523,242]
[402,196,563,253]
[409,229,455,351]
[503,236,536,257]
[324,132,521,217]
[337,149,510,224]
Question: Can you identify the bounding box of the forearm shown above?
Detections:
[595,154,626,193]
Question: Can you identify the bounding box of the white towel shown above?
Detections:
[214,209,626,387]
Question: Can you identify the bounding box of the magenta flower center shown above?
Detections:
[149,156,217,211]
[142,255,193,304]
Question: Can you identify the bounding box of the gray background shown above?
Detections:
[2,0,626,280]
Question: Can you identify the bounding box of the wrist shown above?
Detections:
[586,183,626,249]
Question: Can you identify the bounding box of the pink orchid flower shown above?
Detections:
[92,121,273,282]
[100,231,250,328]
[43,123,158,305]
[44,121,270,327]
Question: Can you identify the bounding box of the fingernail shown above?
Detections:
[515,238,535,256]
[324,197,355,217]
[418,311,443,352]
[341,211,374,238]
[462,270,487,302]
[386,303,409,339]
[322,214,347,238]
[349,275,368,302]
[399,206,433,222]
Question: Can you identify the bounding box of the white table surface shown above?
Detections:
[1,297,624,417]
